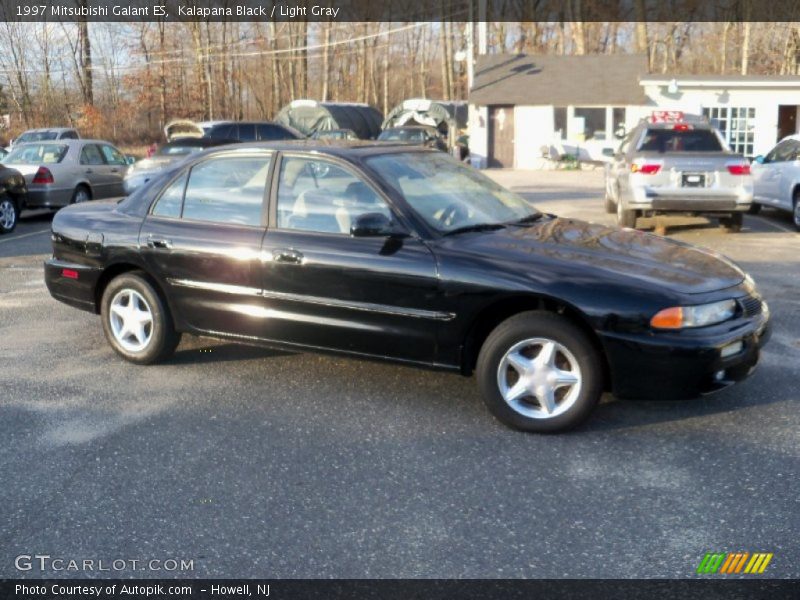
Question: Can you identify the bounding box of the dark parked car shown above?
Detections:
[204,121,304,143]
[378,126,447,152]
[45,143,770,432]
[124,137,238,194]
[0,165,27,234]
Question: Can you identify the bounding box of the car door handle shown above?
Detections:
[110,168,120,173]
[272,248,303,264]
[85,169,93,174]
[147,236,172,249]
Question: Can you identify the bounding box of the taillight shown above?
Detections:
[32,166,54,184]
[146,143,157,158]
[727,164,751,175]
[62,269,79,280]
[631,163,661,175]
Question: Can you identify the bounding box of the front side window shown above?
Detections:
[178,155,271,226]
[764,140,798,163]
[276,156,391,234]
[100,144,126,165]
[17,131,58,143]
[366,152,538,233]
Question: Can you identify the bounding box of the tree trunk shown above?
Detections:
[741,22,751,75]
[78,3,93,105]
[321,22,331,101]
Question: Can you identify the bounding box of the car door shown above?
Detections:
[259,153,441,363]
[78,143,110,196]
[777,140,800,210]
[98,143,128,197]
[138,150,273,336]
[753,140,793,206]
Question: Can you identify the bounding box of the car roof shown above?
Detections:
[644,122,715,130]
[21,127,76,133]
[201,139,434,157]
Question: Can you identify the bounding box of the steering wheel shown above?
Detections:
[437,202,469,228]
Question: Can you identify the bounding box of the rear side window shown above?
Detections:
[60,130,79,140]
[638,129,723,152]
[208,124,236,140]
[151,173,187,218]
[80,144,105,165]
[237,124,256,142]
[258,124,293,141]
[181,155,271,226]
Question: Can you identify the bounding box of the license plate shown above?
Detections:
[682,173,705,187]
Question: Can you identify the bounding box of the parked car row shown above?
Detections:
[604,111,800,232]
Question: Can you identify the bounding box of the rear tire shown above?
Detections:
[100,272,181,365]
[0,194,18,234]
[720,212,743,233]
[616,200,638,228]
[476,311,603,433]
[70,185,91,204]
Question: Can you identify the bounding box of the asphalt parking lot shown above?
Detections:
[1,169,798,579]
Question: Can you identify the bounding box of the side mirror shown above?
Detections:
[125,155,136,165]
[753,155,765,164]
[350,212,405,237]
[601,148,615,157]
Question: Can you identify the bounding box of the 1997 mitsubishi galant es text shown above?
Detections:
[45,142,771,432]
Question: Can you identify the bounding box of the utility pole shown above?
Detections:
[466,2,474,90]
[478,0,487,55]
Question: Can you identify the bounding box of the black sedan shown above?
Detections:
[0,164,28,234]
[44,142,770,432]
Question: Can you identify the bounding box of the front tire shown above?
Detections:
[793,192,800,232]
[100,272,181,364]
[476,311,603,433]
[747,203,761,215]
[0,194,18,234]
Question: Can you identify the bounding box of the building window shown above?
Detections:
[554,107,567,140]
[703,106,755,157]
[573,107,607,140]
[612,107,627,139]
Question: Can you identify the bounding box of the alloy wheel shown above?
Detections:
[496,337,583,419]
[0,199,15,230]
[108,289,154,352]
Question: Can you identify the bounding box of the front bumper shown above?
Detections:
[601,307,770,400]
[44,258,102,313]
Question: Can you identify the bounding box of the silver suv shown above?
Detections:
[604,113,753,232]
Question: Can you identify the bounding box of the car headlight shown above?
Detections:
[650,299,736,330]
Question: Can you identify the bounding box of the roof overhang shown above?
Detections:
[641,77,800,89]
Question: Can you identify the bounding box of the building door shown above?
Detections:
[777,105,798,141]
[488,105,515,168]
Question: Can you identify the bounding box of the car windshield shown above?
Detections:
[5,143,68,164]
[366,152,539,233]
[639,128,724,152]
[16,131,60,143]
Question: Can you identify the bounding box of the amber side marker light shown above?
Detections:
[651,306,683,329]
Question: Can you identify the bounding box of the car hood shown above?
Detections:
[439,217,745,295]
[128,156,178,176]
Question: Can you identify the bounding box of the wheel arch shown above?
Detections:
[94,262,171,318]
[460,294,611,390]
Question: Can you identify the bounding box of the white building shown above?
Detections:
[468,53,800,168]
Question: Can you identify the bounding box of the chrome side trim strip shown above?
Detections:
[167,278,455,321]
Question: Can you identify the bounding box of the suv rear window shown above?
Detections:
[638,129,723,152]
